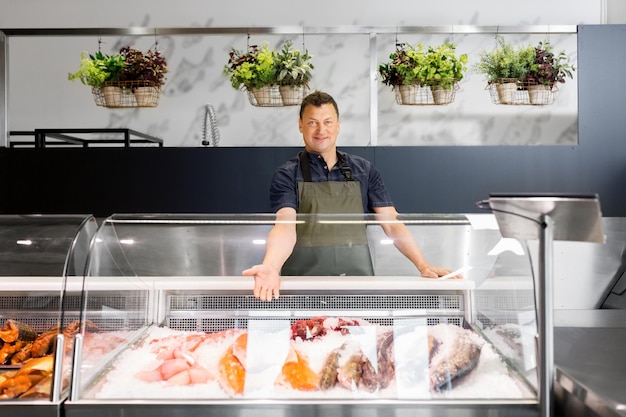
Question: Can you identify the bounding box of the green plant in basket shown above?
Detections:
[223,42,278,90]
[525,40,575,88]
[378,42,467,89]
[118,46,169,88]
[378,43,426,87]
[275,40,314,87]
[474,37,536,83]
[419,43,468,90]
[67,51,125,88]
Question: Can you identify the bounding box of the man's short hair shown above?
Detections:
[299,91,339,119]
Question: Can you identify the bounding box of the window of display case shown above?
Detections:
[66,213,540,417]
[0,214,97,414]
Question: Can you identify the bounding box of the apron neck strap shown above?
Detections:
[300,151,354,182]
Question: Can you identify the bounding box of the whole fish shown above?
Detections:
[429,330,481,392]
[376,331,395,389]
[358,355,379,392]
[0,320,37,343]
[337,353,362,390]
[319,349,339,391]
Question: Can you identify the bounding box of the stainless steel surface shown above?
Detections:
[539,217,554,417]
[369,32,377,146]
[163,292,465,332]
[0,214,97,276]
[555,309,626,327]
[0,25,578,36]
[521,217,626,310]
[488,195,604,417]
[64,401,540,417]
[554,310,626,417]
[489,195,604,243]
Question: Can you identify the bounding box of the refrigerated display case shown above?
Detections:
[65,212,542,417]
[0,214,97,417]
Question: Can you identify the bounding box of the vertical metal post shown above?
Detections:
[70,333,83,401]
[52,333,66,402]
[369,32,377,147]
[539,215,555,417]
[0,31,8,148]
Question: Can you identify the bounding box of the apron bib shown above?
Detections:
[281,151,374,276]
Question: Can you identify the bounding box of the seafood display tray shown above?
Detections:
[65,213,542,416]
[0,293,76,417]
[65,289,540,417]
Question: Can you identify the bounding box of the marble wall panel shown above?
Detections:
[7,30,577,147]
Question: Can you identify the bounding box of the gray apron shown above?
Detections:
[281,151,374,276]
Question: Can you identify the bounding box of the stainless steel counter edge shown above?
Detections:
[554,309,626,417]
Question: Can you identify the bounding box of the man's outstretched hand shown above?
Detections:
[242,264,281,301]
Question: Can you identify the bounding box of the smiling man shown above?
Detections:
[243,91,455,301]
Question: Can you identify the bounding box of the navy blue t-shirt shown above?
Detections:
[269,150,394,213]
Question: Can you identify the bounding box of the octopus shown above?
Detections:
[291,317,361,341]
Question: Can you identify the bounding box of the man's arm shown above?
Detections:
[373,206,455,278]
[242,207,297,300]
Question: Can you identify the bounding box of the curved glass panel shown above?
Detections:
[70,213,538,416]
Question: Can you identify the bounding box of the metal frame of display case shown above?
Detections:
[0,214,99,417]
[486,193,604,417]
[67,285,540,417]
[62,212,541,417]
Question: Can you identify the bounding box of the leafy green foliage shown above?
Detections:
[275,41,314,86]
[475,37,575,88]
[525,41,575,87]
[223,42,278,90]
[474,37,537,81]
[69,47,168,90]
[378,42,468,90]
[118,46,168,88]
[67,51,125,88]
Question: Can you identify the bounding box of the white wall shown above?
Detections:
[607,0,626,23]
[0,0,606,27]
[0,1,605,147]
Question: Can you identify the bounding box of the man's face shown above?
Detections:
[298,103,340,155]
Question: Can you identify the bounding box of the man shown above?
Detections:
[243,91,455,301]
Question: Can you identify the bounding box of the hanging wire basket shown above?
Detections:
[246,84,310,107]
[92,80,162,108]
[487,78,558,106]
[393,82,460,106]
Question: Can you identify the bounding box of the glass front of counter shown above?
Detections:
[0,214,97,414]
[67,213,539,417]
